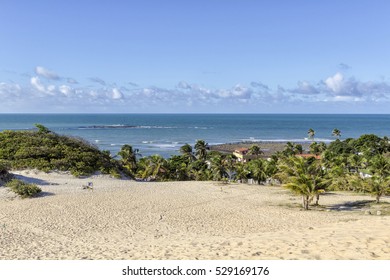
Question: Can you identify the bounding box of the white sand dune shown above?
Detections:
[0,170,389,260]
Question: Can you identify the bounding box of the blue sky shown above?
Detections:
[1,0,390,113]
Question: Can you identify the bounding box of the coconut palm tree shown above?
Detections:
[235,162,250,183]
[180,143,195,161]
[136,155,167,181]
[281,142,303,157]
[188,160,210,181]
[347,154,363,173]
[368,175,390,203]
[248,144,263,156]
[223,154,237,181]
[369,154,390,178]
[194,139,208,161]
[248,159,267,184]
[332,128,341,139]
[282,142,296,156]
[307,128,315,141]
[118,144,139,174]
[209,155,226,181]
[365,154,390,202]
[166,155,190,181]
[264,158,278,181]
[309,142,326,155]
[294,144,303,155]
[277,156,327,210]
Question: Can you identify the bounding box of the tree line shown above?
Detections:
[118,130,390,209]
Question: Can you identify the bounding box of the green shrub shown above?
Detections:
[0,126,122,177]
[5,179,42,198]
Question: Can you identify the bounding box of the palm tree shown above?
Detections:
[248,159,267,184]
[248,144,263,156]
[118,144,139,174]
[366,155,390,202]
[167,155,190,181]
[180,143,195,161]
[209,154,237,181]
[277,156,327,210]
[188,160,210,181]
[369,154,390,178]
[136,155,167,181]
[235,162,250,183]
[223,154,237,181]
[282,142,296,156]
[332,128,341,139]
[294,144,303,155]
[194,139,208,161]
[210,155,226,181]
[307,128,315,141]
[368,175,390,203]
[310,142,327,155]
[264,158,278,181]
[347,154,363,173]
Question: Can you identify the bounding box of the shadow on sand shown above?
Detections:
[36,192,55,198]
[327,200,373,211]
[12,174,54,186]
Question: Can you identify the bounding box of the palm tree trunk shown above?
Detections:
[315,193,320,205]
[302,195,309,210]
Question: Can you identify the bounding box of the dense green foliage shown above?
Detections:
[277,156,329,209]
[0,124,121,177]
[0,161,12,184]
[278,133,390,208]
[5,179,42,198]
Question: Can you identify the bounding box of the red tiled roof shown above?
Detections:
[296,154,321,160]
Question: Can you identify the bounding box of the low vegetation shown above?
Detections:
[5,179,42,198]
[0,124,122,177]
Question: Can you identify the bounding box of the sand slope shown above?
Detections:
[0,170,389,260]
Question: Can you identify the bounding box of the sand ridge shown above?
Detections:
[0,170,389,260]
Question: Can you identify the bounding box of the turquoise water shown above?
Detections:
[0,114,389,157]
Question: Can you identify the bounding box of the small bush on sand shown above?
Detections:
[5,179,42,198]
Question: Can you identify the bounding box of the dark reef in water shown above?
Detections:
[78,125,137,129]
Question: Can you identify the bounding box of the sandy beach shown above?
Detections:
[0,170,389,260]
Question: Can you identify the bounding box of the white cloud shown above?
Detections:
[0,82,21,96]
[332,96,363,102]
[325,72,344,93]
[289,81,319,95]
[59,85,73,96]
[47,85,56,93]
[217,84,252,99]
[35,66,60,80]
[112,88,124,99]
[30,76,46,93]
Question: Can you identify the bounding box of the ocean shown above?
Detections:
[0,114,389,158]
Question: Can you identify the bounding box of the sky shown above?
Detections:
[1,0,390,113]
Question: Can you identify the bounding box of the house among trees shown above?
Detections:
[233,148,259,162]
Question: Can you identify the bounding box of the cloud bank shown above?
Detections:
[1,67,390,113]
